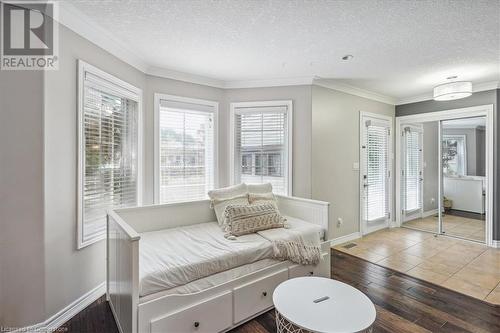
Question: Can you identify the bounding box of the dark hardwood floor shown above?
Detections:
[61,250,500,333]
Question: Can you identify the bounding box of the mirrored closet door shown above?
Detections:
[440,117,486,242]
[398,113,488,244]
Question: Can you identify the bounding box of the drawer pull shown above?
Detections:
[194,321,200,328]
[262,291,267,297]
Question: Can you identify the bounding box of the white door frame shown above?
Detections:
[395,104,494,247]
[359,111,394,235]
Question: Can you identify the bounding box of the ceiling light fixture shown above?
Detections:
[433,80,472,101]
[342,55,353,61]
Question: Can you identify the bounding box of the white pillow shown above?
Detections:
[247,183,273,194]
[208,183,248,200]
[208,184,249,227]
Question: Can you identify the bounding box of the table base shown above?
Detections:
[276,310,373,333]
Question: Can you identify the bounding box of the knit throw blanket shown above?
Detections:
[257,226,322,265]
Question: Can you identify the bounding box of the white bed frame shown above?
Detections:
[107,195,330,333]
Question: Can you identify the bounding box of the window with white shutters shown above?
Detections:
[155,95,217,203]
[364,121,391,222]
[78,61,142,248]
[231,102,292,195]
[404,126,423,213]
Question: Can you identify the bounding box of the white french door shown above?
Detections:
[402,125,423,221]
[360,113,392,235]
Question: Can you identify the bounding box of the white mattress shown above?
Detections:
[139,222,274,297]
[139,258,280,303]
[138,216,324,297]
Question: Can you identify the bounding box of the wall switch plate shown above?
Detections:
[337,218,343,227]
[353,162,359,170]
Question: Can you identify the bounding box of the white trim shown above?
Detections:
[492,240,500,249]
[224,77,314,89]
[13,282,106,333]
[359,112,394,236]
[229,100,293,196]
[147,66,226,88]
[330,232,362,246]
[397,80,500,105]
[153,93,219,204]
[59,2,148,72]
[77,60,143,249]
[314,79,397,105]
[395,104,495,247]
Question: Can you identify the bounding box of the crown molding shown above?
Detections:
[146,66,226,88]
[313,79,397,105]
[223,76,315,89]
[58,2,149,73]
[396,80,500,105]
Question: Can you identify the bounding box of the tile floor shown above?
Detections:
[334,227,500,304]
[403,214,485,242]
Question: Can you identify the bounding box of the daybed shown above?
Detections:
[107,195,330,333]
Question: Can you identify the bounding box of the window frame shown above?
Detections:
[153,93,219,204]
[442,134,467,176]
[77,60,143,249]
[229,100,293,196]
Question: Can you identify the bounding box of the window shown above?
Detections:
[154,94,217,203]
[230,101,292,195]
[78,60,142,249]
[403,126,423,213]
[442,135,466,176]
[362,119,391,222]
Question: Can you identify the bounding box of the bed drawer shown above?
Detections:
[233,269,288,324]
[288,252,330,278]
[150,292,232,333]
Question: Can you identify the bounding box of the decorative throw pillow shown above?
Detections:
[248,192,278,209]
[208,184,249,227]
[247,183,273,194]
[223,203,286,237]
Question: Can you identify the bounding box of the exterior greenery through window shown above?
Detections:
[78,61,141,248]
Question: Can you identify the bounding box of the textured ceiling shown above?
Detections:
[68,0,500,100]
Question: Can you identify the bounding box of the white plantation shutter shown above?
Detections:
[232,104,290,195]
[79,63,141,247]
[364,120,390,222]
[158,98,215,203]
[404,127,422,212]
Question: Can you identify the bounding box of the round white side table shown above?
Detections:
[273,277,376,333]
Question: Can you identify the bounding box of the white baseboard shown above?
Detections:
[492,240,500,248]
[422,209,439,218]
[14,282,106,332]
[330,232,361,246]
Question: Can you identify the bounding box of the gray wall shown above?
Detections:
[396,89,499,240]
[423,122,439,212]
[224,86,313,198]
[43,25,147,319]
[311,85,395,239]
[0,70,46,326]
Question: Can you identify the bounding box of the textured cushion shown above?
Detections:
[247,183,273,194]
[211,194,249,228]
[223,203,286,237]
[208,184,250,226]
